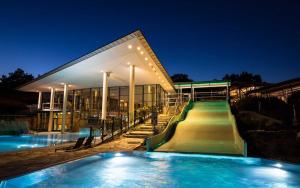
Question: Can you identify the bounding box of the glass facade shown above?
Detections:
[38,84,167,131]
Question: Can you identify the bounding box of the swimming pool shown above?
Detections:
[1,152,300,187]
[0,133,81,153]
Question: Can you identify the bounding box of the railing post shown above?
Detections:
[120,115,123,133]
[112,117,114,139]
[101,119,105,142]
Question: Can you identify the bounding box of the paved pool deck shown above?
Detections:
[0,136,144,180]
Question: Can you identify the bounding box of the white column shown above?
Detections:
[192,87,194,101]
[102,72,109,120]
[48,87,55,132]
[37,91,42,110]
[129,65,135,126]
[226,83,229,100]
[102,72,109,134]
[62,84,68,134]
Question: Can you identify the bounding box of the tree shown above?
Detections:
[223,71,262,84]
[171,74,193,82]
[0,68,34,89]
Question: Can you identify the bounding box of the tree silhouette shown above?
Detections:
[171,73,193,82]
[223,72,262,84]
[0,68,34,89]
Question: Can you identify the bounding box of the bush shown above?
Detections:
[236,96,293,126]
[0,120,29,135]
[288,91,300,123]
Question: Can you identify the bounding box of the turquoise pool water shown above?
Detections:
[0,133,81,153]
[1,152,300,188]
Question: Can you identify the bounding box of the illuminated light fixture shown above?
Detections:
[155,72,158,75]
[145,57,148,61]
[148,63,152,66]
[127,45,132,49]
[162,80,165,83]
[127,62,131,65]
[115,153,122,157]
[100,70,104,73]
[137,46,141,50]
[60,82,65,85]
[48,87,51,89]
[140,51,144,55]
[152,67,156,71]
[274,163,283,168]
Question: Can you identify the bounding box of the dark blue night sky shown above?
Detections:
[0,0,299,83]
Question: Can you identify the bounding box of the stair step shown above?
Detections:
[137,128,153,131]
[139,126,153,129]
[127,141,144,144]
[124,134,151,138]
[129,131,153,135]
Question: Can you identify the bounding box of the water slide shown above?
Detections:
[146,101,246,156]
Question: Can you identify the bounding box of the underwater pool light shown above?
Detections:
[115,153,123,157]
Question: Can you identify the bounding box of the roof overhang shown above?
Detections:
[19,30,175,93]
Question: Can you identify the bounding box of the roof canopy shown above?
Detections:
[19,30,175,93]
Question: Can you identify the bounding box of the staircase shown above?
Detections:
[123,114,172,145]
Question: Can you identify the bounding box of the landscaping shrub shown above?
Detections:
[0,120,29,135]
[236,96,293,126]
[288,91,300,123]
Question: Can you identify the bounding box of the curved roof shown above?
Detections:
[19,30,175,93]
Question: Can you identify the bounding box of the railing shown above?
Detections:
[146,100,193,151]
[194,91,227,101]
[41,103,62,111]
[86,108,154,143]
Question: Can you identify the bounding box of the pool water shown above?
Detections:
[1,152,300,188]
[0,133,81,153]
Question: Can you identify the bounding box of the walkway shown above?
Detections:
[0,113,173,180]
[0,136,141,180]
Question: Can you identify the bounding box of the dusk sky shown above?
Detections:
[0,0,299,83]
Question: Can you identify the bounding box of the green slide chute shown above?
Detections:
[146,101,246,156]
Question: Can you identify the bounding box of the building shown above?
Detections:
[248,77,300,102]
[18,30,175,133]
[174,81,230,102]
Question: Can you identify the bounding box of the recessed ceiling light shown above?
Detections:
[127,62,131,65]
[145,57,148,61]
[137,46,141,50]
[152,67,156,71]
[148,63,152,66]
[140,51,144,55]
[60,82,65,85]
[128,45,132,49]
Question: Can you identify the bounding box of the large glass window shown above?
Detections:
[43,83,168,131]
[144,84,156,107]
[135,85,143,109]
[108,87,119,116]
[81,89,91,119]
[120,87,129,115]
[90,88,100,118]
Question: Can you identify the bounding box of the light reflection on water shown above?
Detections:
[1,152,300,188]
[0,133,81,153]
